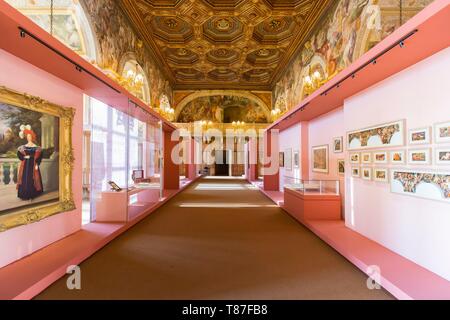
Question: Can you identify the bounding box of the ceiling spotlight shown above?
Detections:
[372,59,377,65]
[399,41,405,48]
[352,74,356,79]
[19,29,26,38]
[75,65,82,72]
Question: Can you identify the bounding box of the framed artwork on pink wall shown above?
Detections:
[434,121,450,143]
[293,151,299,168]
[390,150,405,164]
[362,168,372,181]
[338,159,345,175]
[408,149,431,165]
[0,86,75,232]
[312,145,329,173]
[436,148,450,165]
[409,127,431,145]
[279,152,284,168]
[333,136,343,153]
[391,170,450,203]
[347,120,405,151]
[374,169,389,183]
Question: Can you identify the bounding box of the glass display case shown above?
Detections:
[283,176,342,221]
[127,101,163,221]
[283,176,340,196]
[86,97,163,223]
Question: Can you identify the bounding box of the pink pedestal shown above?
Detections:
[95,191,128,222]
[96,188,161,222]
[284,188,341,222]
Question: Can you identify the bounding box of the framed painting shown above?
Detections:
[312,145,329,173]
[347,120,405,151]
[338,159,345,176]
[390,150,405,164]
[434,121,450,143]
[362,168,372,181]
[279,152,284,168]
[0,86,75,232]
[333,136,343,153]
[361,152,372,164]
[293,151,299,168]
[373,152,388,164]
[351,167,360,178]
[350,153,360,164]
[391,170,450,203]
[408,127,431,145]
[436,148,450,165]
[408,149,430,165]
[284,148,293,171]
[374,169,389,183]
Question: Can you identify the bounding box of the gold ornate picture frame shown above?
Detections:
[0,86,75,232]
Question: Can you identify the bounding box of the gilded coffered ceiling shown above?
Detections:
[119,0,332,90]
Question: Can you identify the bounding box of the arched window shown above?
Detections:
[6,0,97,63]
[121,60,150,105]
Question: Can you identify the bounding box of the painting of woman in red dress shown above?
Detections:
[17,126,44,200]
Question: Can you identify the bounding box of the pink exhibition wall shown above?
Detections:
[308,108,346,215]
[279,123,302,190]
[0,49,83,268]
[344,47,450,281]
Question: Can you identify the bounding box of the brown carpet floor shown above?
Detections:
[36,178,393,300]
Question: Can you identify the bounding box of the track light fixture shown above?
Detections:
[75,65,82,72]
[399,41,405,48]
[372,59,377,65]
[19,29,26,38]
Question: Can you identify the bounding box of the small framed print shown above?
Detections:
[362,167,372,180]
[338,159,345,175]
[361,153,372,164]
[434,121,450,143]
[285,148,292,171]
[312,145,329,173]
[279,152,285,167]
[374,152,388,164]
[374,169,389,183]
[294,151,300,168]
[390,150,405,164]
[409,127,431,145]
[350,153,360,164]
[351,167,360,178]
[333,136,343,153]
[408,149,431,164]
[435,148,450,165]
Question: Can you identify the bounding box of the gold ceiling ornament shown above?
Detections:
[118,0,332,90]
[215,18,232,31]
[0,86,75,232]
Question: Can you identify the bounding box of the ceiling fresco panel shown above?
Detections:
[119,0,332,90]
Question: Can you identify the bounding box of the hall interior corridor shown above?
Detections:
[36,177,392,300]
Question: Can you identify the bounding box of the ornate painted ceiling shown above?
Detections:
[119,0,332,90]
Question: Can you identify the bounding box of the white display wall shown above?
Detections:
[344,47,450,281]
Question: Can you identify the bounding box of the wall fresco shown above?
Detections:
[273,0,435,111]
[177,96,269,124]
